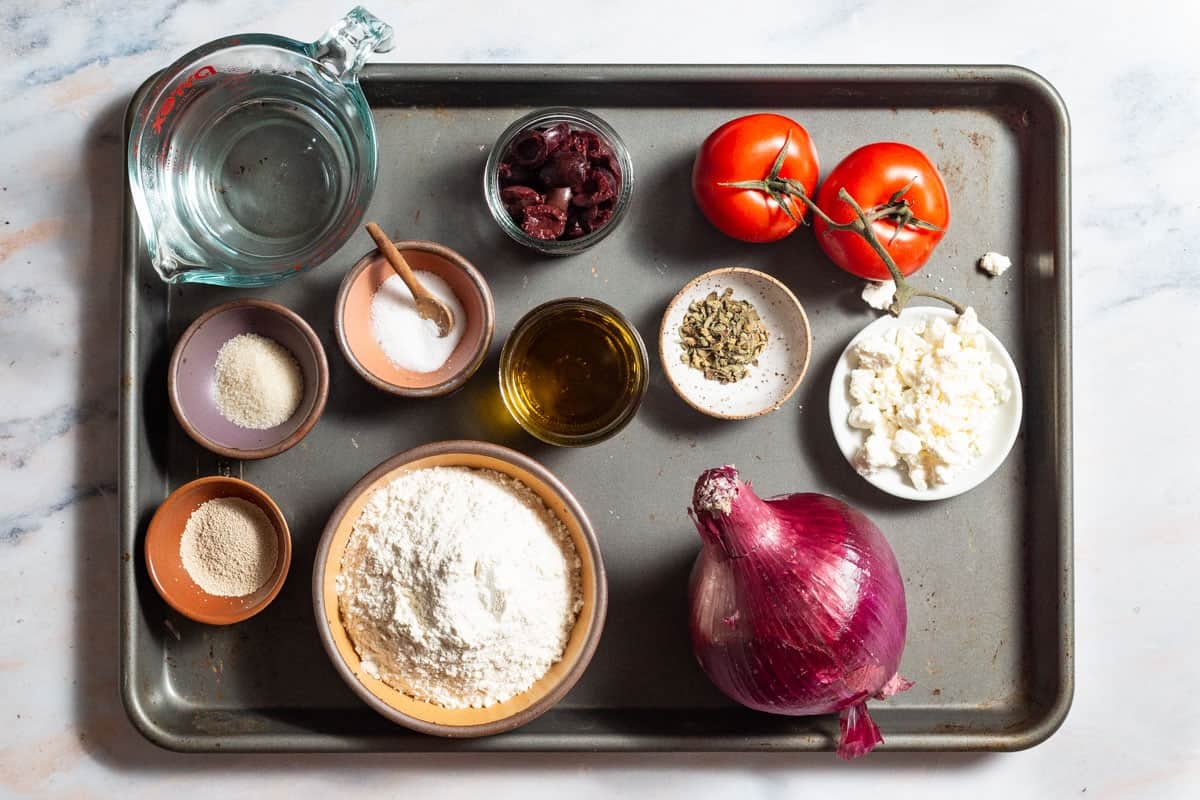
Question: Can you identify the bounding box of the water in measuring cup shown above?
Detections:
[167,72,360,265]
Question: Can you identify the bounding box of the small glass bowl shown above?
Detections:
[483,108,634,256]
[499,298,648,446]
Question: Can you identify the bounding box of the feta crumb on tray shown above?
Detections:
[861,279,897,310]
[978,251,1012,277]
[847,307,1012,490]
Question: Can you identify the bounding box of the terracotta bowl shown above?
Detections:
[659,267,812,420]
[313,440,607,737]
[145,476,292,625]
[335,242,495,397]
[168,299,329,460]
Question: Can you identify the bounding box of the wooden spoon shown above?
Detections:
[365,222,455,337]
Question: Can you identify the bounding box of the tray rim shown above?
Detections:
[119,62,1073,754]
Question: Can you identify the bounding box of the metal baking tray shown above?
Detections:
[120,64,1072,752]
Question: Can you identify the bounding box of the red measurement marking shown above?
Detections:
[151,65,217,135]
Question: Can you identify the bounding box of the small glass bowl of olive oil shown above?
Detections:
[500,298,648,446]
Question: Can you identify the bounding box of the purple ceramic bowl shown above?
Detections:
[168,299,329,460]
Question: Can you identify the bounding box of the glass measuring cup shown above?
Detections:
[128,7,394,286]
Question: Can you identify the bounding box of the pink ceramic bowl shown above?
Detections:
[334,241,495,397]
[168,299,329,460]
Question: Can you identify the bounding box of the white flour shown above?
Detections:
[336,466,583,708]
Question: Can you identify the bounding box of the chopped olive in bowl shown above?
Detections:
[484,108,633,255]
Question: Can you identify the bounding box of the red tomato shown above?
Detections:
[813,143,950,280]
[692,114,820,243]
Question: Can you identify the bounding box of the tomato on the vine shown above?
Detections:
[813,142,949,281]
[692,114,820,243]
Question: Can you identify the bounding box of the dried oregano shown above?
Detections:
[678,288,769,384]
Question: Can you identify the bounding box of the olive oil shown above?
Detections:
[500,299,648,446]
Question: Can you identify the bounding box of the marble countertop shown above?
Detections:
[2,0,1197,797]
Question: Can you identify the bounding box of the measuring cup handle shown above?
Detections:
[313,6,395,81]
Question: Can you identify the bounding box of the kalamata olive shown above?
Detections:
[546,187,573,211]
[538,150,589,190]
[564,211,588,239]
[582,201,615,232]
[510,130,550,167]
[542,122,571,152]
[520,204,568,240]
[499,162,535,186]
[495,119,623,243]
[571,168,617,207]
[590,148,621,179]
[568,129,603,158]
[501,186,544,218]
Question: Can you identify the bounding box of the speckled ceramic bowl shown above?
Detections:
[659,267,811,419]
[168,299,329,460]
[145,476,292,625]
[313,440,607,737]
[335,242,495,397]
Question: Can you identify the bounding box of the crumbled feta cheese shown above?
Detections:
[908,466,929,490]
[848,402,882,430]
[846,308,1011,490]
[848,369,875,403]
[978,251,1012,277]
[957,306,980,334]
[855,432,899,471]
[855,336,900,370]
[927,316,951,344]
[891,429,922,456]
[861,280,897,310]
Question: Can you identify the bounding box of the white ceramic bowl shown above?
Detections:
[829,306,1023,501]
[659,267,811,420]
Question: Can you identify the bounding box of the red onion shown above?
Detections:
[687,465,911,759]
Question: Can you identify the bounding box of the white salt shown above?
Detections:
[369,272,465,373]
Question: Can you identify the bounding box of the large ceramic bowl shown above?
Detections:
[313,440,607,737]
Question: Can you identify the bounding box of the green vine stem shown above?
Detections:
[719,136,965,317]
